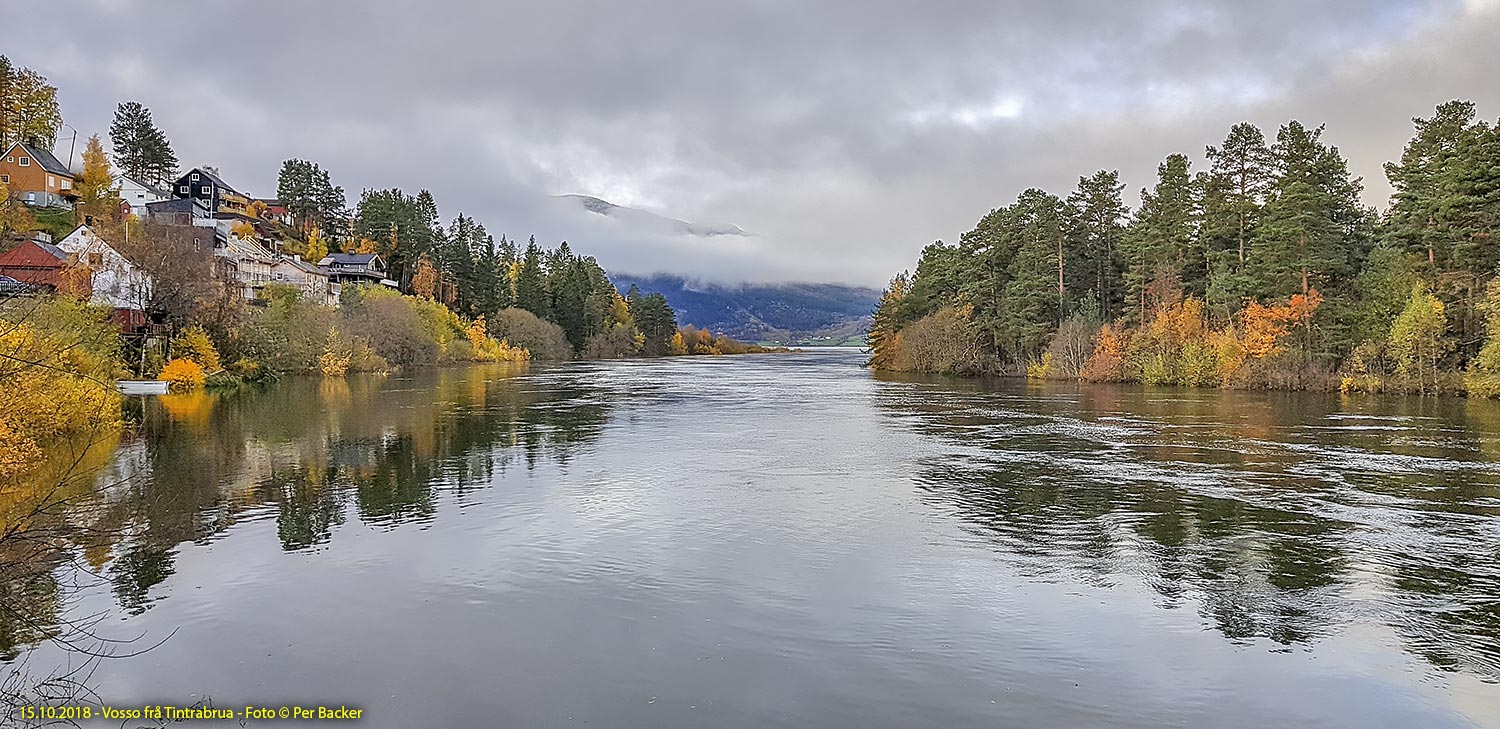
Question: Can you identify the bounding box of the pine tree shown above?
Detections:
[277,159,347,238]
[1203,122,1274,268]
[1065,169,1128,317]
[109,102,179,186]
[354,188,438,289]
[1122,154,1198,322]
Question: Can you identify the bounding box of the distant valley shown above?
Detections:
[610,274,879,346]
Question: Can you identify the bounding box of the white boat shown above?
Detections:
[118,380,170,395]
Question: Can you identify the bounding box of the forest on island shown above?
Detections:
[869,100,1500,396]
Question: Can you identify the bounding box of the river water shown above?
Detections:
[9,349,1500,727]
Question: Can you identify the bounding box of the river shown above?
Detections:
[7,348,1500,727]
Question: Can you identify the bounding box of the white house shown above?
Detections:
[213,229,276,300]
[55,225,154,328]
[116,175,171,218]
[269,254,340,306]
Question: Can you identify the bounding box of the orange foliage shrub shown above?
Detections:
[1080,323,1131,381]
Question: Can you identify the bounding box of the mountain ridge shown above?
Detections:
[557,194,749,238]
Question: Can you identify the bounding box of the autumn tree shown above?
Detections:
[74,135,121,224]
[1387,284,1450,393]
[0,56,62,148]
[411,254,437,300]
[109,101,179,186]
[0,185,38,240]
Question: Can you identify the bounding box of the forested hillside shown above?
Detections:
[868,101,1500,395]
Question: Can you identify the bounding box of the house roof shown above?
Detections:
[0,274,31,295]
[184,167,241,195]
[119,175,170,198]
[6,142,73,177]
[321,252,381,267]
[35,241,67,260]
[279,255,326,276]
[146,197,209,215]
[220,235,276,263]
[0,240,69,269]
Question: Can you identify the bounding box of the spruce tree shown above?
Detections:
[515,237,550,319]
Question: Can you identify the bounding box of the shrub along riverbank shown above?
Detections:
[0,283,784,477]
[868,100,1500,397]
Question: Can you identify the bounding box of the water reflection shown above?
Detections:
[2,362,611,655]
[873,372,1500,681]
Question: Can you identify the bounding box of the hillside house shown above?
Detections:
[254,198,293,226]
[118,176,171,218]
[0,237,69,290]
[144,197,215,226]
[270,254,340,305]
[55,225,154,330]
[318,252,397,288]
[1,142,77,208]
[173,167,251,218]
[215,234,276,300]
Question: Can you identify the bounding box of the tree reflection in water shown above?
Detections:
[872,371,1500,682]
[1,362,611,658]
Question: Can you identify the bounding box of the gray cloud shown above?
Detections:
[7,0,1497,286]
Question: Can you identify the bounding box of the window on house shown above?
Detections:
[48,175,55,187]
[25,192,35,201]
[202,185,212,195]
[0,175,7,184]
[18,157,29,166]
[180,185,188,194]
[61,179,70,190]
[191,173,200,182]
[88,252,103,268]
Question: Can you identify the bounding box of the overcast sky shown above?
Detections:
[6,0,1498,286]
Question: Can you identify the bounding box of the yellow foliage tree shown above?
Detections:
[74,134,121,224]
[1388,284,1449,393]
[231,220,257,240]
[305,226,329,263]
[317,329,351,377]
[0,183,38,240]
[171,325,221,372]
[0,299,123,476]
[159,358,206,390]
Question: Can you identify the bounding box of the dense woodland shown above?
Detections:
[869,100,1500,396]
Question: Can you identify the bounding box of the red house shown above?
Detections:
[0,238,71,291]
